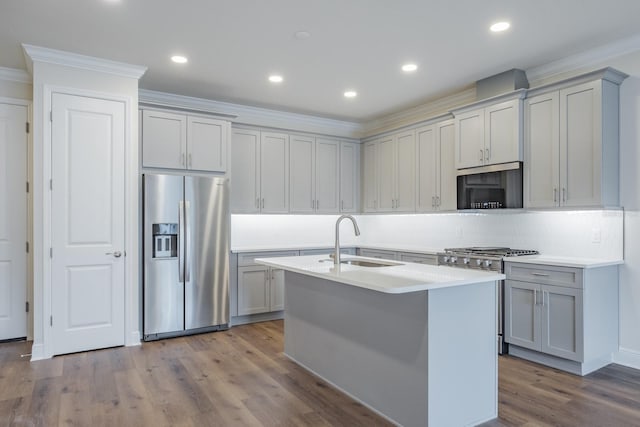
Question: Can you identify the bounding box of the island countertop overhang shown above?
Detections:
[256,254,505,294]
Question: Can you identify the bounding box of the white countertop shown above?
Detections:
[504,255,623,269]
[256,254,504,294]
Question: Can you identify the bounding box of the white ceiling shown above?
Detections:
[1,0,640,122]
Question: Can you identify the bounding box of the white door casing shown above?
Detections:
[0,103,28,341]
[51,93,126,355]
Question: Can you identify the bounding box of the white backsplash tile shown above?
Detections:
[232,210,623,260]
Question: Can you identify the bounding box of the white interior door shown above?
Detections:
[51,93,125,355]
[0,103,28,341]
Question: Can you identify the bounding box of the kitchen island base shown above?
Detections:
[284,271,498,427]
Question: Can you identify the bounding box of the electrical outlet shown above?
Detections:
[591,227,601,243]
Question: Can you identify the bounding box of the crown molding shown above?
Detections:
[22,44,147,79]
[139,88,364,139]
[0,66,31,84]
[526,32,640,86]
[361,86,476,138]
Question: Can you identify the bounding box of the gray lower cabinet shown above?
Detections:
[358,248,398,260]
[236,250,297,316]
[398,252,438,265]
[505,279,583,362]
[237,266,285,315]
[504,261,617,375]
[358,248,438,265]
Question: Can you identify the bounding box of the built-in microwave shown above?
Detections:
[457,162,523,209]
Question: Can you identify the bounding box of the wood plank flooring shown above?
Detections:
[1,320,639,426]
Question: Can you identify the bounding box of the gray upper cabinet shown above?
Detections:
[260,132,289,213]
[289,135,340,213]
[453,95,524,170]
[525,69,626,208]
[230,129,288,213]
[231,129,260,213]
[364,130,416,213]
[362,141,378,212]
[142,109,229,172]
[339,141,359,213]
[416,120,456,212]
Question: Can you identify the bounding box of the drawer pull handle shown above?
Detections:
[531,272,550,277]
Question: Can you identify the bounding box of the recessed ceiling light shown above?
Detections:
[294,31,311,40]
[344,91,357,98]
[268,75,284,83]
[402,63,418,72]
[490,22,510,32]
[171,55,188,64]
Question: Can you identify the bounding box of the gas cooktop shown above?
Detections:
[443,247,539,257]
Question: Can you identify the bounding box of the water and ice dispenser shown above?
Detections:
[152,223,178,258]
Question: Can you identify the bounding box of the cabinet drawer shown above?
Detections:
[299,248,356,256]
[398,252,438,265]
[505,262,583,288]
[237,251,299,267]
[357,248,398,260]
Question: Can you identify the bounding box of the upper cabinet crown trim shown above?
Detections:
[0,66,31,84]
[451,89,527,116]
[139,89,363,139]
[526,67,628,98]
[22,44,147,79]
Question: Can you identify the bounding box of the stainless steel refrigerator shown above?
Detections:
[143,174,229,341]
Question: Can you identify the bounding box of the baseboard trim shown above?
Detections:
[613,347,640,370]
[230,311,284,326]
[126,330,141,346]
[30,343,45,361]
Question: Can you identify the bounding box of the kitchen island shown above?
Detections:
[256,255,505,427]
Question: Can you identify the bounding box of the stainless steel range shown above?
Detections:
[437,247,539,354]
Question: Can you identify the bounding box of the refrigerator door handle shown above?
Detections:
[185,200,192,282]
[178,200,185,283]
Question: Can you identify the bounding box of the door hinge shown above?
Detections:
[49,247,53,258]
[26,181,29,193]
[26,301,29,313]
[26,241,29,253]
[26,122,30,133]
[50,316,53,326]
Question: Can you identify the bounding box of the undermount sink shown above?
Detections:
[319,258,402,268]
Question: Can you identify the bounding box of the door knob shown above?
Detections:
[106,251,122,258]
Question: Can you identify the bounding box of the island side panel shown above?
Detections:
[427,281,498,426]
[284,271,429,427]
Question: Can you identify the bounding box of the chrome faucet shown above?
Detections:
[334,214,360,265]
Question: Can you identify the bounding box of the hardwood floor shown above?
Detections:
[1,321,639,426]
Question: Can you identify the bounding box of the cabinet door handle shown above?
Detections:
[479,149,484,161]
[316,200,319,210]
[188,153,192,167]
[531,272,550,277]
[341,200,344,211]
[432,196,435,208]
[485,148,490,161]
[181,153,185,166]
[562,188,566,203]
[261,198,265,209]
[265,271,269,284]
[553,188,557,203]
[437,196,440,207]
[256,198,260,209]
